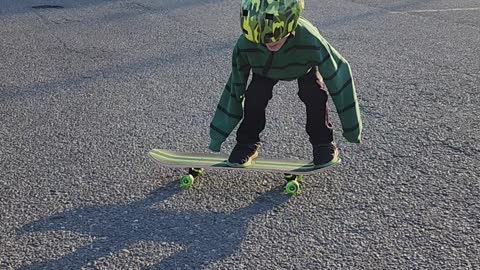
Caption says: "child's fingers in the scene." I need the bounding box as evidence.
[316,79,324,88]
[316,79,329,95]
[314,66,327,92]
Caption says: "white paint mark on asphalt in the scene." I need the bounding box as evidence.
[389,7,480,14]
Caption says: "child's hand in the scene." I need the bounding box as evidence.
[315,68,326,92]
[316,78,325,90]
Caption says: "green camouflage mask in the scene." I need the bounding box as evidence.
[240,0,304,44]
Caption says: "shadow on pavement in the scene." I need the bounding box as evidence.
[17,182,290,269]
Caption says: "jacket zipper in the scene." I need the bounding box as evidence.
[262,51,275,76]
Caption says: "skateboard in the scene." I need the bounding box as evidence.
[148,149,340,195]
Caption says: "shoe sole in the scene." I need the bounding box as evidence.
[226,151,259,168]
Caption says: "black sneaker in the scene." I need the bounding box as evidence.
[313,142,339,167]
[227,143,260,167]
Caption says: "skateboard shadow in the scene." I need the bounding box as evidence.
[17,181,290,269]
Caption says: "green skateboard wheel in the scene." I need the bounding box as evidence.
[180,174,194,189]
[285,180,300,195]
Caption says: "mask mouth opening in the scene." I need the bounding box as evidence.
[264,33,274,44]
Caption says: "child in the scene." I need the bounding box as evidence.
[209,0,362,167]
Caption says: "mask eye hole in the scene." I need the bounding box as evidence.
[242,10,248,16]
[265,13,274,20]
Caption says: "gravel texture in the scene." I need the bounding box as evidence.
[0,0,479,269]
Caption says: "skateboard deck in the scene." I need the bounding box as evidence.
[148,149,340,195]
[148,149,340,175]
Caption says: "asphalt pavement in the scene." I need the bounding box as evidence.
[1,0,479,269]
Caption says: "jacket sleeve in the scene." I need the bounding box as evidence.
[316,40,362,144]
[209,44,251,152]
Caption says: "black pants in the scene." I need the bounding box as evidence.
[236,67,333,145]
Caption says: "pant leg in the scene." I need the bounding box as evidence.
[236,73,278,144]
[297,67,333,145]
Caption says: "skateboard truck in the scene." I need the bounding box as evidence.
[179,168,303,195]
